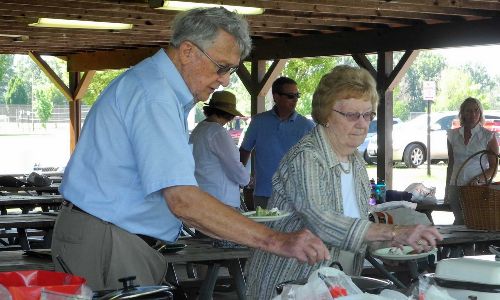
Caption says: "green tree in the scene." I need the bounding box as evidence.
[83,69,125,105]
[0,54,14,102]
[34,87,54,127]
[434,68,489,111]
[398,52,446,113]
[282,57,341,115]
[5,76,29,105]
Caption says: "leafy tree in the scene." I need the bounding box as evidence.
[398,52,446,113]
[434,68,489,111]
[5,76,29,105]
[83,69,125,105]
[0,54,14,102]
[282,57,340,115]
[34,86,54,127]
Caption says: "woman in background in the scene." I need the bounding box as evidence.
[190,91,250,208]
[445,97,498,224]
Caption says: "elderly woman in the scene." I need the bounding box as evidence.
[445,97,499,224]
[245,66,442,299]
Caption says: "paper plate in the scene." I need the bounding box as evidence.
[371,246,437,261]
[242,211,291,222]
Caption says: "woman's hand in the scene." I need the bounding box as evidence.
[391,224,443,252]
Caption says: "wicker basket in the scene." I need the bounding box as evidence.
[456,150,500,231]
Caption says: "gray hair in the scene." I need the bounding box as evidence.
[170,7,252,59]
[459,97,485,126]
[312,65,379,125]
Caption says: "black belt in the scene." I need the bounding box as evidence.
[61,200,158,247]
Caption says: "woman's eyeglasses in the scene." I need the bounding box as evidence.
[277,92,301,100]
[190,41,239,76]
[332,109,376,122]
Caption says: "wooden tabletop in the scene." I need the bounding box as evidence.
[437,225,500,246]
[0,250,54,272]
[162,238,252,264]
[0,184,60,195]
[0,194,62,206]
[0,213,57,229]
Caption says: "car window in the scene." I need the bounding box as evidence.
[436,115,456,130]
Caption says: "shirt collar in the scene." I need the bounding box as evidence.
[458,122,481,137]
[271,105,298,121]
[152,49,194,118]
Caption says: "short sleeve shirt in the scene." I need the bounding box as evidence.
[447,124,494,186]
[240,108,314,197]
[59,49,197,242]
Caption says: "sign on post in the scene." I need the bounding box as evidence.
[422,81,436,101]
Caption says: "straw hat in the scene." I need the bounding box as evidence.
[206,91,244,117]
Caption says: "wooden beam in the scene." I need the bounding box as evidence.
[74,71,96,100]
[256,59,287,96]
[67,48,160,71]
[251,17,500,60]
[385,50,420,91]
[28,52,72,101]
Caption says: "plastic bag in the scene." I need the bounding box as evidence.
[404,183,437,204]
[0,270,91,300]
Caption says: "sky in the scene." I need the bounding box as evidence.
[432,44,500,76]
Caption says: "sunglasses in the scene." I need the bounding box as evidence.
[332,109,376,122]
[277,92,301,100]
[190,41,239,76]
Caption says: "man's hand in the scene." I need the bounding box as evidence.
[269,229,330,265]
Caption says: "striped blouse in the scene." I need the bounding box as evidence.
[245,125,372,300]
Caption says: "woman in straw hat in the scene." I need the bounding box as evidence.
[189,91,250,208]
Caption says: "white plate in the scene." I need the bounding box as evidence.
[371,246,437,261]
[242,211,291,222]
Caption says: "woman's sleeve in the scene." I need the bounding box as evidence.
[210,129,250,186]
[279,150,370,252]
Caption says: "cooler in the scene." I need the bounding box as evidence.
[434,255,500,300]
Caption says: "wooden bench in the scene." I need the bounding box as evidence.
[0,250,54,272]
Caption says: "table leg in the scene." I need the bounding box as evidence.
[17,228,30,250]
[166,263,179,285]
[227,259,247,300]
[199,263,220,300]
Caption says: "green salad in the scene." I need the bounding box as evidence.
[255,206,280,216]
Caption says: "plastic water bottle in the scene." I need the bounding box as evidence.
[376,179,386,204]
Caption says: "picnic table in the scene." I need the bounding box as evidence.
[0,237,250,300]
[0,213,57,250]
[165,238,251,300]
[0,184,60,195]
[415,200,451,224]
[0,194,63,214]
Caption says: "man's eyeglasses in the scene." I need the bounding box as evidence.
[190,41,239,76]
[332,109,376,122]
[277,92,301,100]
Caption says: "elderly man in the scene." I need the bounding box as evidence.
[51,8,329,290]
[240,77,315,208]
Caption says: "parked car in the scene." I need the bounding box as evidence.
[366,112,457,167]
[366,112,500,168]
[358,117,402,164]
[226,116,250,144]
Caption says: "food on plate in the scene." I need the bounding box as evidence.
[388,247,420,255]
[255,206,281,217]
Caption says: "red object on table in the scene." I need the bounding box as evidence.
[0,270,86,300]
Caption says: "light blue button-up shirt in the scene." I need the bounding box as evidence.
[240,108,315,197]
[60,49,197,242]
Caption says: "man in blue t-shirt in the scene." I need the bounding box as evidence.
[51,8,328,290]
[240,77,315,209]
